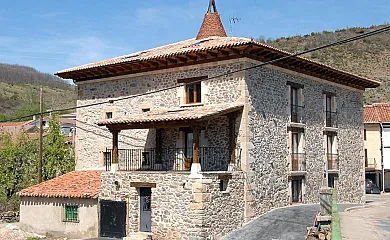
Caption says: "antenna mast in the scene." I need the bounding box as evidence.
[229,15,241,36]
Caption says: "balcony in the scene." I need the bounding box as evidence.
[291,105,304,123]
[290,153,306,171]
[325,111,338,128]
[104,147,240,172]
[327,154,339,170]
[365,158,378,170]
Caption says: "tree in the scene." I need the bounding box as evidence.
[0,132,38,210]
[42,117,75,180]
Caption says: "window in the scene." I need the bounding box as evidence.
[365,149,368,168]
[325,133,338,170]
[289,127,305,171]
[220,179,229,191]
[177,76,206,105]
[287,82,304,123]
[105,112,113,119]
[64,205,79,222]
[324,93,337,127]
[186,82,201,104]
[364,129,367,141]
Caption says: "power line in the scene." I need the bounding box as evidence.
[1,25,390,123]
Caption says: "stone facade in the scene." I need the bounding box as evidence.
[100,171,245,240]
[76,61,244,170]
[75,58,365,239]
[244,63,365,218]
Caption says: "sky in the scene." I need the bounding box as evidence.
[0,0,388,77]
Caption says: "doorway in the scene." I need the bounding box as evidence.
[139,188,152,232]
[292,178,302,203]
[100,200,126,239]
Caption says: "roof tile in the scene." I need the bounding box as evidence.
[18,170,101,199]
[364,103,390,123]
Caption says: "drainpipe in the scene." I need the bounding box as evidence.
[380,123,385,192]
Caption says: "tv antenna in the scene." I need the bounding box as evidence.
[229,15,241,36]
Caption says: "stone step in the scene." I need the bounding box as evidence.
[124,232,152,240]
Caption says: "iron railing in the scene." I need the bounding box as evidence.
[365,158,377,169]
[325,111,338,128]
[291,105,304,123]
[327,154,339,170]
[104,147,240,172]
[290,153,306,171]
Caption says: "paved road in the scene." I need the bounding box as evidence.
[340,193,390,240]
[224,203,360,240]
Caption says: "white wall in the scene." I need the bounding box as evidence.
[382,127,390,169]
[20,197,98,239]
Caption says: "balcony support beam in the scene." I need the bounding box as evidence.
[111,130,120,173]
[189,127,202,178]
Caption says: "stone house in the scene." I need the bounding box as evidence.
[364,103,390,191]
[19,0,380,239]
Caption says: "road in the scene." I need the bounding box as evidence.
[224,203,360,240]
[340,193,390,240]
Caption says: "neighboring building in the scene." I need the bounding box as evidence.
[19,1,380,239]
[364,103,390,191]
[0,114,76,144]
[18,171,100,239]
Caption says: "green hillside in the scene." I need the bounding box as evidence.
[0,63,76,120]
[262,24,390,104]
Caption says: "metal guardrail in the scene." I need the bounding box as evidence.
[365,158,377,169]
[327,154,339,170]
[290,153,306,171]
[104,147,240,172]
[326,111,338,128]
[291,105,304,123]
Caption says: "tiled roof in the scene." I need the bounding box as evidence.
[18,171,101,199]
[196,12,227,40]
[58,118,76,125]
[56,37,251,74]
[98,103,243,126]
[364,103,390,123]
[0,120,33,128]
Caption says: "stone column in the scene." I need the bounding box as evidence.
[111,130,120,173]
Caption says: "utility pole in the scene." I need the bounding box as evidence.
[38,87,43,183]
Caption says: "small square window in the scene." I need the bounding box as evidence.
[106,112,113,119]
[64,205,79,222]
[220,179,229,191]
[186,82,201,104]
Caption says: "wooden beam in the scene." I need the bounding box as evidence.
[231,48,241,55]
[207,51,219,58]
[130,182,157,188]
[197,52,208,60]
[111,130,120,165]
[177,56,188,63]
[193,127,200,164]
[219,49,230,56]
[187,55,198,61]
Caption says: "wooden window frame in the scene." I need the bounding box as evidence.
[177,76,207,104]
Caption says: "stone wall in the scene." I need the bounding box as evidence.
[76,61,244,170]
[244,65,364,219]
[100,171,245,240]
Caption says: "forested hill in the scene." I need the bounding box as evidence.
[262,24,390,104]
[0,63,76,120]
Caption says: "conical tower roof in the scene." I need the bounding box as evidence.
[196,0,227,40]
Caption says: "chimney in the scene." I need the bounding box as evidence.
[196,0,227,40]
